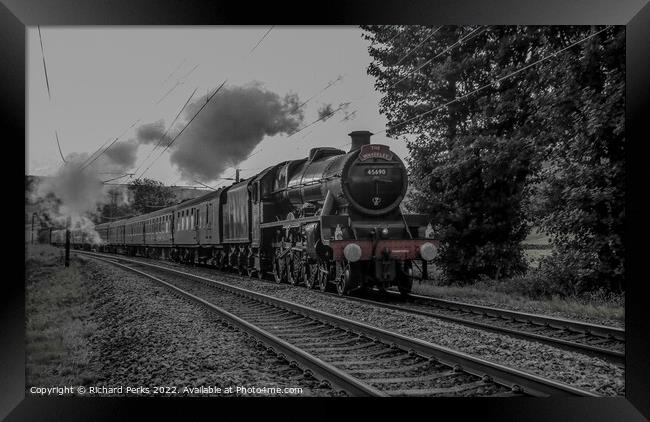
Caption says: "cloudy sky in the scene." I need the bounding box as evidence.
[27,26,409,187]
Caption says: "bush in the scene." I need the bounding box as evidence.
[536,247,602,296]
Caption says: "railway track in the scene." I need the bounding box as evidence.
[77,250,600,397]
[320,290,625,366]
[76,249,625,365]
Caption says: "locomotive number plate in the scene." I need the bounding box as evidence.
[366,168,388,176]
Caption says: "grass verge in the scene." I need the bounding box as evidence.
[410,278,624,325]
[25,244,98,389]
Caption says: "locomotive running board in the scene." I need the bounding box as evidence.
[259,215,320,229]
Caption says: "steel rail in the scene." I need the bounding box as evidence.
[77,250,600,397]
[315,290,625,365]
[75,249,625,364]
[404,292,625,340]
[82,253,386,397]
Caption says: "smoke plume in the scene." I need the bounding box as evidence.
[317,103,335,121]
[136,120,166,144]
[30,157,108,244]
[317,102,349,122]
[168,82,304,181]
[28,144,139,244]
[104,140,139,170]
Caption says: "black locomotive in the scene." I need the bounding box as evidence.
[55,130,439,295]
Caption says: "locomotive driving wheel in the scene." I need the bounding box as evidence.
[301,261,312,288]
[317,263,330,292]
[245,250,256,278]
[305,263,317,289]
[272,255,287,284]
[335,262,352,296]
[286,254,298,286]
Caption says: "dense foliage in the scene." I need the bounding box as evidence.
[361,25,625,292]
[127,178,176,215]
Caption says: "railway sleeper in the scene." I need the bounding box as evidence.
[304,341,377,354]
[389,380,493,396]
[362,370,459,384]
[347,360,433,375]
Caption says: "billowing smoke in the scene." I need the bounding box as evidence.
[30,157,107,244]
[28,145,139,244]
[135,120,166,144]
[168,82,304,181]
[317,102,350,123]
[104,140,138,170]
[317,104,334,121]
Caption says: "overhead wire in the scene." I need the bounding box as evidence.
[138,26,275,182]
[38,26,68,165]
[131,87,198,177]
[393,26,442,66]
[250,26,275,54]
[375,26,614,135]
[80,59,200,173]
[136,80,228,180]
[386,26,487,92]
[54,130,66,163]
[37,26,52,101]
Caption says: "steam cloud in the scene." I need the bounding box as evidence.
[30,157,109,244]
[29,147,139,244]
[136,120,166,144]
[167,82,304,181]
[317,103,335,121]
[104,140,139,169]
[29,82,305,242]
[317,102,350,123]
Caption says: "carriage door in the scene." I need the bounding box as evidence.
[205,203,211,242]
[193,208,199,244]
[251,181,261,246]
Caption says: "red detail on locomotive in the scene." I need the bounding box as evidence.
[330,239,439,261]
[330,240,373,261]
[358,144,394,161]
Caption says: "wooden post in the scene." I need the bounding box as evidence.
[31,213,36,245]
[65,216,71,267]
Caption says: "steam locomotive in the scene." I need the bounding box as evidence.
[54,131,439,295]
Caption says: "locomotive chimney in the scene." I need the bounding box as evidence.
[348,130,373,152]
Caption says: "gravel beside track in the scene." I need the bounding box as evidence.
[78,256,337,397]
[98,254,624,396]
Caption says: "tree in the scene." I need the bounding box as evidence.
[361,25,625,291]
[127,178,176,215]
[527,27,626,293]
[362,25,542,282]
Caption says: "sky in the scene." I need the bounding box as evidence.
[26,26,410,187]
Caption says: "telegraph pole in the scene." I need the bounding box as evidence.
[65,216,71,267]
[235,168,240,183]
[31,212,36,245]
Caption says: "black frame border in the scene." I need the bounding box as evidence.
[4,0,649,420]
